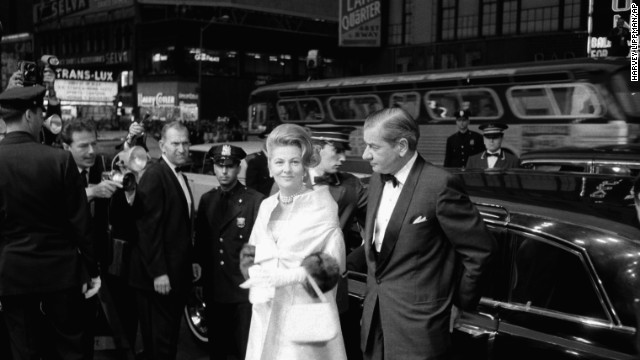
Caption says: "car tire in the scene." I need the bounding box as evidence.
[184,285,208,345]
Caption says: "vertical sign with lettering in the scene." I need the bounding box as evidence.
[339,0,382,47]
[589,0,634,58]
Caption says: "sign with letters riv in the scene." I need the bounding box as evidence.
[339,0,381,47]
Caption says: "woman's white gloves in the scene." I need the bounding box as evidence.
[240,265,307,289]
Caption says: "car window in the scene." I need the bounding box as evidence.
[187,150,213,175]
[594,164,640,177]
[510,233,607,320]
[521,162,589,173]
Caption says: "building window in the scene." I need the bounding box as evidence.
[564,0,581,30]
[521,0,559,33]
[482,0,497,36]
[458,0,479,38]
[442,0,456,40]
[503,0,518,34]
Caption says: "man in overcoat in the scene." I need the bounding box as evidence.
[360,107,495,360]
[194,144,264,360]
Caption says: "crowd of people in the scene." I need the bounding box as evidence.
[0,78,500,360]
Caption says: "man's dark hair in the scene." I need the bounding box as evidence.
[60,118,97,145]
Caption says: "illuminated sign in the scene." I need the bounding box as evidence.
[339,0,381,47]
[589,0,632,58]
[56,68,114,82]
[54,80,117,103]
[138,92,176,107]
[33,0,89,23]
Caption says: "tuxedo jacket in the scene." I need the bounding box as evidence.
[0,132,97,296]
[129,158,194,294]
[194,182,264,303]
[361,155,495,360]
[245,151,273,197]
[466,150,519,170]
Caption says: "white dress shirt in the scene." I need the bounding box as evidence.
[163,154,192,217]
[373,152,418,252]
[486,151,499,168]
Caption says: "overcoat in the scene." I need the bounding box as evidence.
[361,155,495,360]
[245,187,347,360]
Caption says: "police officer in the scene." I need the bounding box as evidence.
[306,124,367,360]
[194,144,264,360]
[0,86,100,359]
[466,122,519,169]
[443,109,484,168]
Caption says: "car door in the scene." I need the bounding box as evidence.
[492,230,635,360]
[452,205,510,360]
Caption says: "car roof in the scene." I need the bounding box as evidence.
[189,141,264,155]
[520,144,640,162]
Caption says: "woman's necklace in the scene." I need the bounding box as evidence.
[278,187,304,204]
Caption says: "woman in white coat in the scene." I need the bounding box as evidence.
[240,123,347,360]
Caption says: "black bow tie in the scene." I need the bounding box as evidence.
[380,173,399,188]
[314,174,337,186]
[486,152,500,158]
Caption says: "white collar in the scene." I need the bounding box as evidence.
[392,152,418,186]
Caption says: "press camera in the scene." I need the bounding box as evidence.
[104,146,149,192]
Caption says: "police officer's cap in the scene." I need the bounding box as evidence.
[455,109,472,120]
[208,144,247,166]
[479,122,508,138]
[0,85,46,117]
[306,124,356,151]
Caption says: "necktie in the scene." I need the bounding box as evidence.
[313,174,335,186]
[380,173,399,188]
[80,170,89,188]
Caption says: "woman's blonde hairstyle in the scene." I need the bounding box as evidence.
[266,123,319,168]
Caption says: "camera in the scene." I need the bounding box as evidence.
[104,146,150,192]
[17,55,60,87]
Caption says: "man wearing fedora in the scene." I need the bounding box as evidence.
[194,144,264,360]
[306,124,367,360]
[466,122,519,169]
[443,109,484,168]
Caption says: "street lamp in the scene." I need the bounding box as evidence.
[197,15,229,119]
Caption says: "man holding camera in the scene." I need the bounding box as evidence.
[129,121,198,360]
[0,85,100,359]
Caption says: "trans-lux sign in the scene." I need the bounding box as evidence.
[55,68,114,82]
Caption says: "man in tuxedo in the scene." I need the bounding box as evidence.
[0,86,100,359]
[129,121,199,360]
[360,107,495,360]
[306,124,368,360]
[194,144,264,360]
[466,123,519,170]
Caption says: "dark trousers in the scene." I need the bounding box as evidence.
[205,300,251,360]
[103,274,138,348]
[81,296,99,360]
[1,287,86,360]
[136,289,186,360]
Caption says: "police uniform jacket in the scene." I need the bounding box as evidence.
[466,150,519,170]
[194,182,264,303]
[443,130,484,168]
[0,132,97,296]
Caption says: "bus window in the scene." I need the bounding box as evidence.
[276,98,323,122]
[328,95,383,121]
[390,92,420,118]
[425,88,502,120]
[611,71,640,115]
[247,102,268,134]
[508,84,603,118]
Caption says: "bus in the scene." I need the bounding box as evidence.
[246,58,640,173]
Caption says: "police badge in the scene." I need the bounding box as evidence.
[237,217,246,228]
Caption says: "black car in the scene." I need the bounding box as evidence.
[520,144,640,177]
[347,169,639,360]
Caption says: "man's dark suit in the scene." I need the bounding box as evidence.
[129,158,194,360]
[245,150,273,197]
[194,182,263,360]
[361,155,495,360]
[466,150,519,169]
[0,131,97,359]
